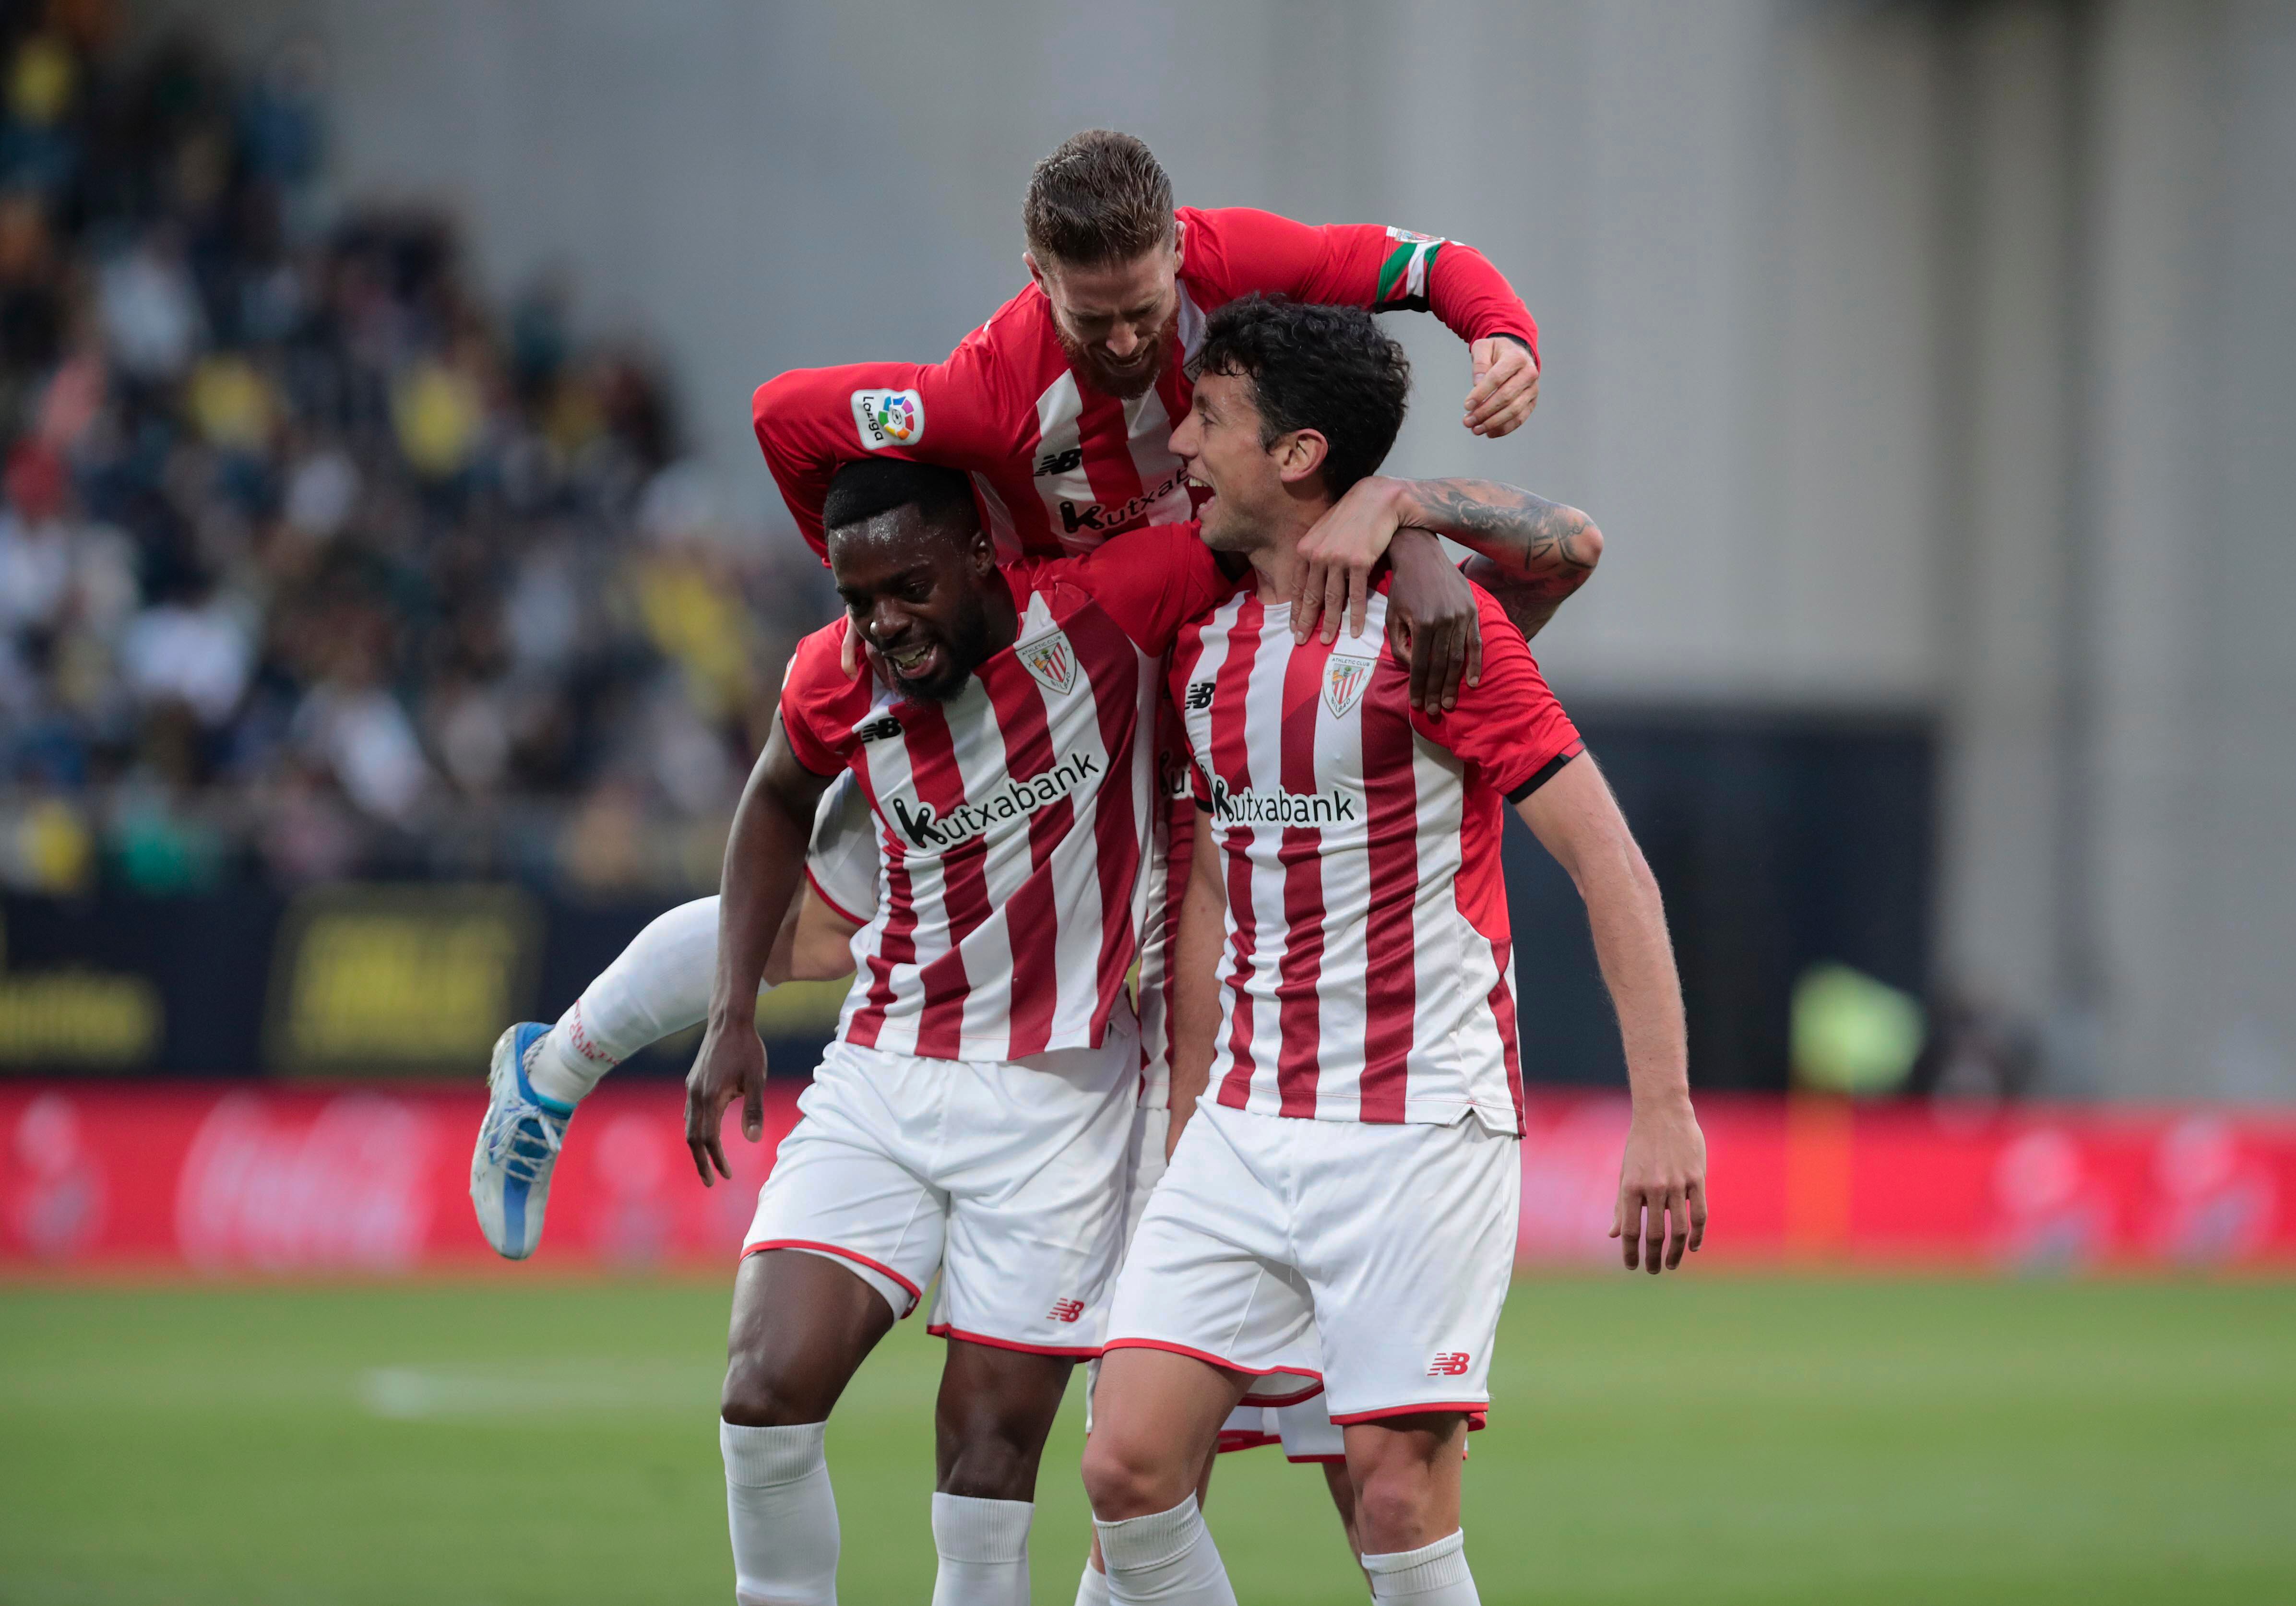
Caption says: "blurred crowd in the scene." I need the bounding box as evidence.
[0,6,828,897]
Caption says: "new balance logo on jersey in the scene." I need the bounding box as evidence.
[1047,1298,1085,1323]
[1018,630,1077,695]
[1185,679,1215,711]
[1034,447,1083,478]
[857,715,903,742]
[1428,1352,1472,1377]
[851,388,924,450]
[1206,773,1358,828]
[1325,654,1377,718]
[887,751,1102,849]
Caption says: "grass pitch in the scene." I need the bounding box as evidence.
[1,1274,2290,1604]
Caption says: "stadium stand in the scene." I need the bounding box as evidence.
[0,15,830,897]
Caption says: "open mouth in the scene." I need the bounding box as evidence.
[882,641,941,681]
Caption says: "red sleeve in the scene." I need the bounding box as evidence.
[751,329,1021,562]
[1182,206,1538,367]
[1411,588,1582,798]
[1046,523,1231,656]
[775,619,870,776]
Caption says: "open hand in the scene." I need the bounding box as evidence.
[684,1018,767,1185]
[1612,1099,1707,1273]
[1463,337,1538,438]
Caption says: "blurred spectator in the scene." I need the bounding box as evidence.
[0,15,833,892]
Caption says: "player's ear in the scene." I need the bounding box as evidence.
[1273,428,1329,488]
[967,527,998,573]
[1023,251,1047,292]
[1170,216,1185,274]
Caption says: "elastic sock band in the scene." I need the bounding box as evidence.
[930,1492,1033,1564]
[1093,1494,1205,1572]
[719,1419,828,1487]
[1362,1528,1470,1597]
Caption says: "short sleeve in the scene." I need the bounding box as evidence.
[777,619,868,777]
[803,769,879,925]
[1411,587,1583,800]
[1053,523,1232,656]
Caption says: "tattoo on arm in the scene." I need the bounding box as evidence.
[1396,479,1602,640]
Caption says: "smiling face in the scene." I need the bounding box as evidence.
[827,508,1009,702]
[1028,238,1181,400]
[1168,364,1327,554]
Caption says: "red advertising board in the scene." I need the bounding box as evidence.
[4,1083,2293,1275]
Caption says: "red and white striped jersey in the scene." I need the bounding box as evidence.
[755,204,1537,1098]
[1172,585,1583,1134]
[779,525,1237,1063]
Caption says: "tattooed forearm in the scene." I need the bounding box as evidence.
[1382,477,1604,638]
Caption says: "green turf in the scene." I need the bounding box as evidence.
[1,1275,2290,1604]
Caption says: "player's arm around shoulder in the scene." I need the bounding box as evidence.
[1516,755,1707,1273]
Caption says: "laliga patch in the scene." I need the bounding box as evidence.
[851,388,924,451]
[1324,651,1378,719]
[1018,629,1079,696]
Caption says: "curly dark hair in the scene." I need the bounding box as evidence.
[1023,130,1176,267]
[1189,296,1411,498]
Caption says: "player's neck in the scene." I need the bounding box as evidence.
[1246,496,1330,605]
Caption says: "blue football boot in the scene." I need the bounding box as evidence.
[470,1023,574,1260]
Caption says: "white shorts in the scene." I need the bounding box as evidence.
[1105,1101,1520,1422]
[744,1030,1135,1356]
[1090,1101,1345,1441]
[1218,1396,1347,1463]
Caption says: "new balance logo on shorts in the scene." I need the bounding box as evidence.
[1047,1298,1085,1323]
[1428,1351,1472,1377]
[1185,679,1215,710]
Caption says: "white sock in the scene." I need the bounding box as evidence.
[528,896,731,1104]
[1362,1530,1477,1603]
[721,1418,839,1606]
[1094,1496,1236,1606]
[929,1493,1034,1606]
[1073,1558,1110,1606]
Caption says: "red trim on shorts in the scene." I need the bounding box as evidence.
[926,1322,1103,1359]
[1102,1337,1326,1407]
[803,865,868,929]
[1216,1429,1281,1455]
[1328,1401,1490,1427]
[743,1240,921,1316]
[1286,1453,1348,1465]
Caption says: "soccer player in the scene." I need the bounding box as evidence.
[677,452,1559,1606]
[1080,300,1707,1606]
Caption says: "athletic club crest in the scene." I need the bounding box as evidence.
[1324,653,1376,718]
[1018,630,1078,695]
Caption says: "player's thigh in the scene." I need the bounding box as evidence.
[931,1337,1077,1496]
[1297,1117,1519,1422]
[722,1247,897,1424]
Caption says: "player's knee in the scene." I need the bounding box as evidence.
[1350,1461,1440,1550]
[720,1349,828,1428]
[937,1417,1039,1500]
[1080,1429,1187,1520]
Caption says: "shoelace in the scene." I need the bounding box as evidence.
[486,1094,566,1184]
